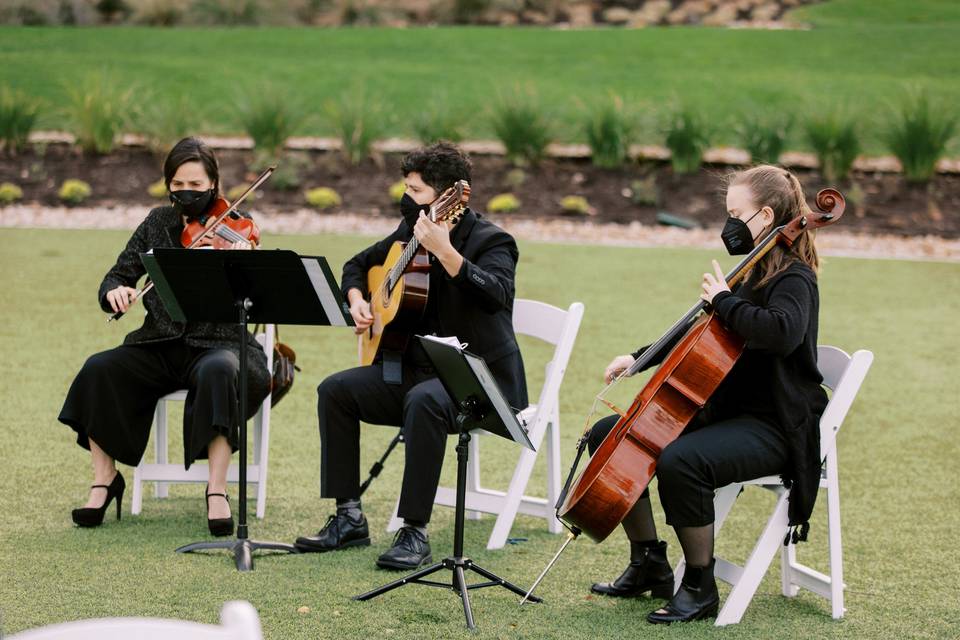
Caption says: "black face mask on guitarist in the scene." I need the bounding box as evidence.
[400,193,432,229]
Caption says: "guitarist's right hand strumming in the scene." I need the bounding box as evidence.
[347,289,374,336]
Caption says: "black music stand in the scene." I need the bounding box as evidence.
[141,248,353,571]
[353,335,540,629]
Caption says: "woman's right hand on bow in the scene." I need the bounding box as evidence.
[106,285,138,314]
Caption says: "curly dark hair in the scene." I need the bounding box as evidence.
[400,142,472,193]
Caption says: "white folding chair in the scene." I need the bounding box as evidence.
[8,600,262,640]
[388,299,585,549]
[131,325,276,519]
[674,346,873,625]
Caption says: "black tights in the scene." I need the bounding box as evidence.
[621,493,714,568]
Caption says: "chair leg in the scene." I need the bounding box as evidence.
[780,535,800,597]
[825,452,845,618]
[544,405,563,534]
[487,445,539,550]
[155,400,169,499]
[715,490,790,626]
[253,405,270,520]
[465,435,482,520]
[131,461,144,515]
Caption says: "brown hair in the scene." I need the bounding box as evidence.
[162,137,220,193]
[727,164,819,287]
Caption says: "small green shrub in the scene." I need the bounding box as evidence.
[58,179,92,205]
[192,0,259,24]
[389,180,406,203]
[0,182,24,204]
[664,106,711,174]
[736,111,793,164]
[138,94,191,153]
[490,89,552,167]
[487,193,520,213]
[147,179,167,199]
[584,96,634,168]
[0,88,41,155]
[325,90,388,165]
[235,88,306,158]
[884,92,958,183]
[305,187,342,210]
[503,168,527,189]
[804,110,861,182]
[63,72,135,154]
[560,195,594,216]
[628,175,658,206]
[413,95,466,144]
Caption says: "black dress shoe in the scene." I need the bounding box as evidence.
[647,559,720,624]
[295,513,370,552]
[376,526,432,570]
[591,540,674,598]
[72,471,125,528]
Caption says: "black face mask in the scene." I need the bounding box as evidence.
[170,188,216,221]
[400,193,432,229]
[721,208,762,255]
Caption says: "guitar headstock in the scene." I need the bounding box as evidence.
[430,180,471,227]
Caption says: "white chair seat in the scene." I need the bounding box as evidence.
[9,600,263,640]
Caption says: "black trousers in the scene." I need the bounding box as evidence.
[317,360,458,524]
[59,341,269,469]
[588,412,788,528]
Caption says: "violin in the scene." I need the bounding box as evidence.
[520,188,846,604]
[181,196,261,249]
[108,167,274,322]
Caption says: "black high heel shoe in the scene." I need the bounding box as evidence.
[205,487,235,537]
[72,471,125,528]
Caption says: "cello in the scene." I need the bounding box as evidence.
[522,187,845,602]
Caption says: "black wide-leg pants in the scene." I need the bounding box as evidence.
[588,412,789,527]
[59,341,269,469]
[317,362,458,524]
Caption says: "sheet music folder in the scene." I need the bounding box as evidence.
[140,248,353,327]
[418,335,534,451]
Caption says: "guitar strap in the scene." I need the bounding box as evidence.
[382,350,403,385]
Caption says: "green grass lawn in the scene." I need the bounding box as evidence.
[1,226,958,638]
[1,0,959,154]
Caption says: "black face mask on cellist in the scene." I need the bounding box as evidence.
[400,193,432,230]
[720,208,763,255]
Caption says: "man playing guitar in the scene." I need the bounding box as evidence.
[295,142,528,570]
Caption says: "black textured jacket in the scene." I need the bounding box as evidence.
[98,206,269,389]
[341,209,528,410]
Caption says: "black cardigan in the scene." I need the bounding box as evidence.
[633,262,828,533]
[341,209,528,411]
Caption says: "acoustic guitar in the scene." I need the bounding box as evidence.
[359,180,471,365]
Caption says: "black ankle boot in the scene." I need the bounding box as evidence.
[72,471,125,528]
[647,559,719,624]
[591,540,675,598]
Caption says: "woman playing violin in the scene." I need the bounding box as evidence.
[58,137,270,537]
[588,165,829,623]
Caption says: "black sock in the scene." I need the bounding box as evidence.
[335,498,362,520]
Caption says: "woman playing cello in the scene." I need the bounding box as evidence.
[587,165,829,623]
[58,137,270,537]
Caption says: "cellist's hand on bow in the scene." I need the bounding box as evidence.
[700,259,730,305]
[604,354,636,384]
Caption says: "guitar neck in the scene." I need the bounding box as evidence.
[386,235,422,293]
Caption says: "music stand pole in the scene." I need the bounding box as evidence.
[174,296,298,571]
[353,398,541,630]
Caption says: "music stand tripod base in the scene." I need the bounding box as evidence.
[353,429,542,630]
[176,538,299,572]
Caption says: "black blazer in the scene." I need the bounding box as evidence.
[341,209,528,410]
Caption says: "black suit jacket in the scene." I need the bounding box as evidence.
[341,209,528,410]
